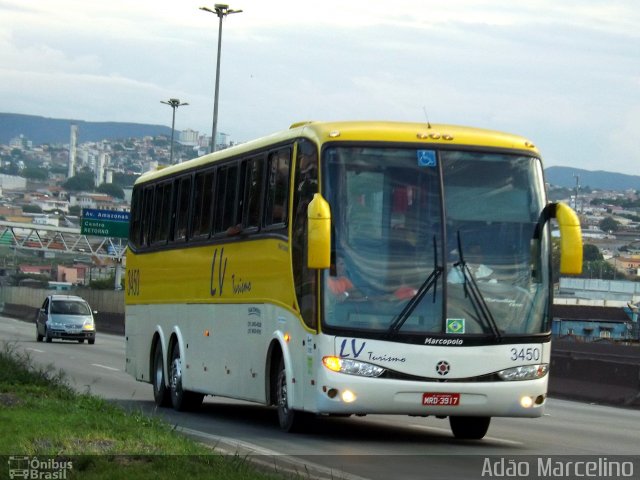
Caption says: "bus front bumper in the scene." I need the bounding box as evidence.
[314,371,548,418]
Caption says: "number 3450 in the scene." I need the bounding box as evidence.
[510,347,541,361]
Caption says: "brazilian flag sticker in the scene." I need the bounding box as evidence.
[446,318,465,334]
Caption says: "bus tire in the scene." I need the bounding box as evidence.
[152,342,171,407]
[276,357,308,432]
[169,343,204,411]
[449,416,491,440]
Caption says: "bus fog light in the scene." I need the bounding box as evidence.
[520,396,534,408]
[498,364,548,381]
[341,390,356,403]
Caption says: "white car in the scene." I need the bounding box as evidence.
[35,295,97,344]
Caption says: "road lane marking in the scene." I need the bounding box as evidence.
[178,426,371,480]
[26,348,44,353]
[409,423,524,446]
[91,363,120,372]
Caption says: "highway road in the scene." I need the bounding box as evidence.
[1,315,638,479]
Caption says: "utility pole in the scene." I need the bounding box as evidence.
[160,98,189,164]
[200,4,243,153]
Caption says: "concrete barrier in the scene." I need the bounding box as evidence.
[550,340,640,407]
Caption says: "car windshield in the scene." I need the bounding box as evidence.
[51,300,91,316]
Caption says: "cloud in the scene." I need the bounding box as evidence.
[0,0,638,174]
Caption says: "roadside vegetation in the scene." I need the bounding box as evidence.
[0,343,283,479]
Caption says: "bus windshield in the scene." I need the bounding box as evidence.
[322,146,550,339]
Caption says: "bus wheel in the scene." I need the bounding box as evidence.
[449,416,491,440]
[276,358,308,432]
[169,343,204,411]
[152,342,171,407]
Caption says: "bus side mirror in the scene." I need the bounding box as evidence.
[554,202,583,275]
[307,193,331,269]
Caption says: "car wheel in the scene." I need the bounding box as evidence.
[88,338,95,345]
[45,327,52,343]
[169,343,204,411]
[276,357,309,432]
[152,342,171,407]
[36,327,43,342]
[449,416,491,440]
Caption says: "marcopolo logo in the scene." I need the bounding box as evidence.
[8,456,73,479]
[436,360,451,376]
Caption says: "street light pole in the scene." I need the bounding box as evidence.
[160,98,188,164]
[200,4,242,153]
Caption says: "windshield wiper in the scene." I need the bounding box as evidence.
[387,236,442,338]
[453,231,502,342]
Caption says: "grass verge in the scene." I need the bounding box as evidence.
[0,343,285,479]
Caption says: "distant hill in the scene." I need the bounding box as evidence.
[0,112,172,145]
[545,166,640,191]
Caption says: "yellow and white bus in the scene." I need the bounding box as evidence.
[125,121,582,439]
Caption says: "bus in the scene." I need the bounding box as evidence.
[125,121,582,439]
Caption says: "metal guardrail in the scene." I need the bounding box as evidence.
[0,220,126,260]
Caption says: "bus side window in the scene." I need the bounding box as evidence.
[173,175,192,242]
[140,186,154,248]
[265,147,291,228]
[291,139,319,329]
[241,155,265,231]
[150,182,173,246]
[213,164,239,235]
[129,187,142,247]
[191,169,215,239]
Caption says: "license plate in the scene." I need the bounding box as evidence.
[422,393,460,406]
[68,329,81,335]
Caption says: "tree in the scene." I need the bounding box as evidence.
[22,167,49,181]
[582,260,624,280]
[583,244,603,262]
[68,205,81,216]
[63,173,94,192]
[599,216,620,233]
[97,183,125,199]
[22,205,43,214]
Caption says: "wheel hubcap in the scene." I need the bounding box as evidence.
[171,358,181,391]
[154,357,163,391]
[278,372,288,414]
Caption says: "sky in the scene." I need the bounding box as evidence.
[1,0,639,175]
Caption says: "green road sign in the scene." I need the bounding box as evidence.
[80,218,129,238]
[81,208,130,238]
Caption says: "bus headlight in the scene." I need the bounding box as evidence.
[322,356,385,377]
[498,364,548,381]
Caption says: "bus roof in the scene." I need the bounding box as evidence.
[135,120,540,185]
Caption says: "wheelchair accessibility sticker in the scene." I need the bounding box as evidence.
[417,150,436,167]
